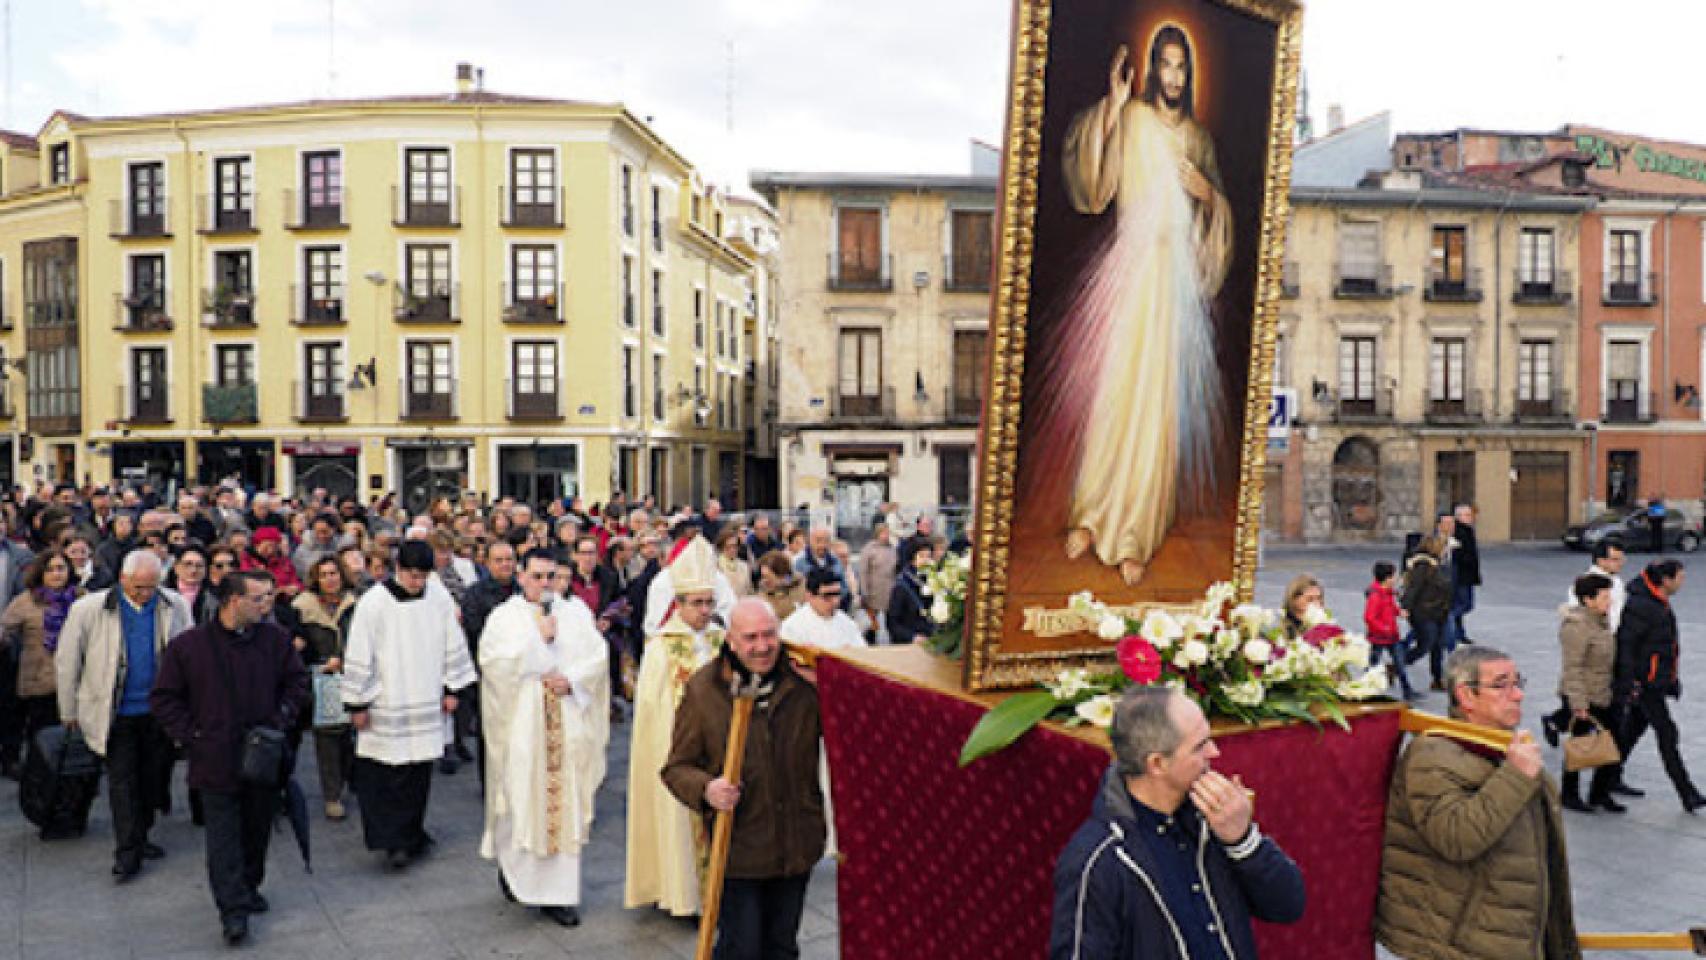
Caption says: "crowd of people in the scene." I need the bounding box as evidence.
[0,478,961,952]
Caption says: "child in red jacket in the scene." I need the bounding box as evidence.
[1364,561,1416,699]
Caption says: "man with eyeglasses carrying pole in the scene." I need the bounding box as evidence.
[1376,646,1584,959]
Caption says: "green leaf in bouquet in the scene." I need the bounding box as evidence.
[958,690,1060,767]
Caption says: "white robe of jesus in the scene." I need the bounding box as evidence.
[342,580,477,765]
[479,593,610,906]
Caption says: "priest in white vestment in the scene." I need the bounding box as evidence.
[641,531,738,637]
[342,540,477,869]
[778,568,869,653]
[625,535,723,916]
[777,567,867,858]
[480,549,609,928]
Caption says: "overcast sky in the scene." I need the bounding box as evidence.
[4,0,1705,189]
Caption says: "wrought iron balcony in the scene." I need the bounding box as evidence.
[1332,264,1395,300]
[1424,266,1483,303]
[1512,269,1572,305]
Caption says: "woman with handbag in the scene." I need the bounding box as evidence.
[293,558,357,820]
[1556,572,1622,812]
[0,549,95,839]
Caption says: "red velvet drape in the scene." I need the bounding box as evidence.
[820,656,1403,959]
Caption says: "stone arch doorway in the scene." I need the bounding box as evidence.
[1332,437,1381,532]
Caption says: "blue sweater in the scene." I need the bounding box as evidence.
[117,593,160,716]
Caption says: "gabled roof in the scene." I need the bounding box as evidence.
[0,129,36,150]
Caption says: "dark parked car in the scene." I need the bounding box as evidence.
[1562,508,1701,553]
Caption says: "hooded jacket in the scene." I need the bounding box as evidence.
[1616,572,1680,696]
[1402,553,1452,623]
[1048,766,1305,960]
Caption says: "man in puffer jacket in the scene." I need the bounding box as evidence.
[1376,645,1582,960]
[1049,687,1305,959]
[1613,559,1705,812]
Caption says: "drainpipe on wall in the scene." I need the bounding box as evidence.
[1491,189,1513,421]
[171,119,198,475]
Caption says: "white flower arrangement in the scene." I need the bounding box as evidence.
[1074,694,1117,729]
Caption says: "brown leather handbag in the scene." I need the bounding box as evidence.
[1564,719,1621,772]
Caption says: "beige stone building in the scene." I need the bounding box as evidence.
[751,170,995,535]
[1271,173,1593,543]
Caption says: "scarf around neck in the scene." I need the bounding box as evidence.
[38,585,78,651]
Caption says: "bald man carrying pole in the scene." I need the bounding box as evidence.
[664,598,827,960]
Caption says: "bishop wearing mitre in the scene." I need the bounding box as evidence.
[625,534,723,916]
[479,548,610,928]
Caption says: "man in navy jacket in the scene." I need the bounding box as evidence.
[1050,687,1305,959]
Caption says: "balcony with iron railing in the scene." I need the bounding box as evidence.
[1424,266,1484,303]
[948,389,983,424]
[943,254,992,293]
[197,194,257,235]
[501,184,564,228]
[392,186,461,227]
[1512,268,1573,305]
[112,293,173,333]
[116,383,171,425]
[828,253,893,292]
[1424,388,1485,425]
[831,385,896,421]
[399,377,459,420]
[108,197,171,239]
[1603,272,1658,306]
[505,378,563,421]
[290,283,346,326]
[201,287,257,329]
[393,283,461,324]
[202,381,258,424]
[1330,385,1395,423]
[283,187,348,230]
[293,379,347,422]
[1279,260,1299,298]
[501,282,564,324]
[1603,390,1657,425]
[1512,389,1575,425]
[1332,264,1395,300]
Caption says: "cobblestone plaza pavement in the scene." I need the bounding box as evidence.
[3,543,1703,958]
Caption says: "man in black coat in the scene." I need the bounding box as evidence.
[1450,504,1482,644]
[1614,559,1705,813]
[1050,687,1305,959]
[150,570,309,946]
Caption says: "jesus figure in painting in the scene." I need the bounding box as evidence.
[1041,24,1232,587]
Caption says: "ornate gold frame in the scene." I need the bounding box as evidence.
[964,0,1305,691]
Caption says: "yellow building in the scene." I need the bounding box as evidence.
[752,167,995,534]
[1272,171,1592,542]
[0,66,750,510]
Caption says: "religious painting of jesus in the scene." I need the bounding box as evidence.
[965,0,1301,690]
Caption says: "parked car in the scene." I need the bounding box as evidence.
[1562,508,1701,553]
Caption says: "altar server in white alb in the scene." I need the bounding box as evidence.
[479,549,610,928]
[779,567,869,653]
[342,540,477,870]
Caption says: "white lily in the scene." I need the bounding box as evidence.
[1075,694,1117,729]
[1097,613,1129,641]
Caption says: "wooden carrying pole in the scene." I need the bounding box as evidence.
[1400,712,1706,954]
[696,693,757,960]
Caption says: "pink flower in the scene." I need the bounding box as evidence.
[1117,635,1163,686]
[1302,624,1344,647]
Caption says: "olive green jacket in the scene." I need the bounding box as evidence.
[1375,733,1580,960]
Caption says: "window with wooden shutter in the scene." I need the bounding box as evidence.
[836,207,883,286]
[1338,222,1380,280]
[1606,340,1643,422]
[838,328,883,416]
[952,330,988,418]
[949,210,993,291]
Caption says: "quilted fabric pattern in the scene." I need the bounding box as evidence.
[819,656,1403,960]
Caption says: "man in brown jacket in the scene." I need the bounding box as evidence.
[663,597,826,960]
[1376,645,1581,960]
